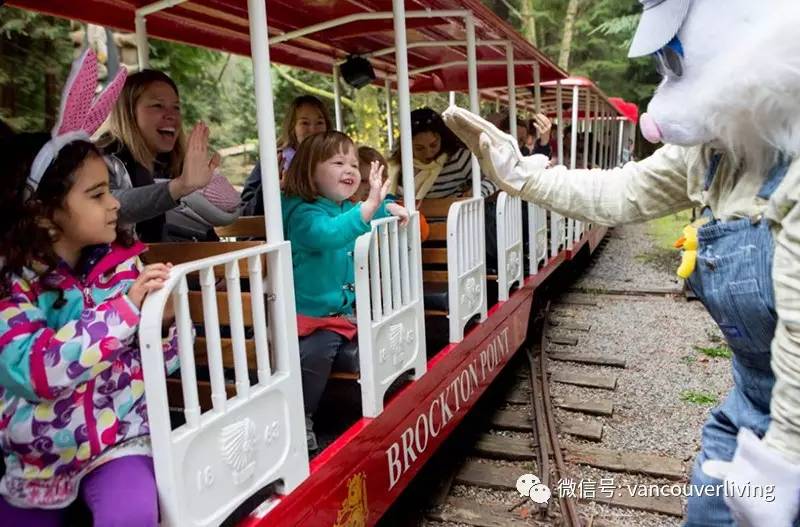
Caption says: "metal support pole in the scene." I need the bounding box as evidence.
[392,0,416,212]
[506,43,517,139]
[248,0,285,244]
[569,86,579,170]
[600,107,608,169]
[385,78,394,151]
[449,90,456,106]
[533,62,542,114]
[135,15,149,70]
[568,85,579,244]
[332,65,344,131]
[134,0,188,70]
[465,12,481,196]
[583,90,591,169]
[592,96,599,168]
[617,120,625,166]
[556,80,564,165]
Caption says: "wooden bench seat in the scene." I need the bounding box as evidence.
[148,241,362,413]
[214,215,266,239]
[144,241,265,278]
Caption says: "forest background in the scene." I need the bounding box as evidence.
[0,0,660,183]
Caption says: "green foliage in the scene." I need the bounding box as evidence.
[0,8,74,131]
[632,210,691,271]
[496,0,663,157]
[680,390,718,405]
[4,1,664,161]
[694,345,733,359]
[647,210,693,250]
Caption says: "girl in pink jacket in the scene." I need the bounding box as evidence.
[0,50,200,527]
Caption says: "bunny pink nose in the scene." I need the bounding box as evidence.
[640,113,663,144]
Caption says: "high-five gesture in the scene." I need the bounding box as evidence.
[360,160,389,223]
[532,113,552,146]
[169,122,221,199]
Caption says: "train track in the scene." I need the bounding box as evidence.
[420,294,688,527]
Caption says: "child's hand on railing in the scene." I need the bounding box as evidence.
[386,203,409,226]
[129,263,172,309]
[361,160,389,223]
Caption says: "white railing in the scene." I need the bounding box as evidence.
[550,211,567,257]
[527,202,548,273]
[567,218,575,248]
[354,214,427,417]
[138,242,308,527]
[447,197,488,342]
[496,192,523,301]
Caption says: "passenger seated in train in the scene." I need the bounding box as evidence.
[241,95,331,216]
[98,70,241,243]
[282,131,408,451]
[359,145,430,241]
[387,107,497,199]
[0,51,178,526]
[520,114,553,158]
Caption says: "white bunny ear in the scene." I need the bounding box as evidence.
[53,48,99,137]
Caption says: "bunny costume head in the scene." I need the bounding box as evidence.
[632,0,800,165]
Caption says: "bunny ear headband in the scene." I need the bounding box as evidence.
[25,48,127,198]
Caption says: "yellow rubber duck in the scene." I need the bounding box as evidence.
[673,218,709,278]
[674,225,698,278]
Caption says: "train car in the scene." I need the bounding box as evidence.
[3,1,635,525]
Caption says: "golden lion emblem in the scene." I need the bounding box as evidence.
[333,472,368,527]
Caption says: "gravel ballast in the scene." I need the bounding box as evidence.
[421,224,733,527]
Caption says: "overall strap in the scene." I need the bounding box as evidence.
[701,152,723,218]
[757,154,791,200]
[704,152,722,191]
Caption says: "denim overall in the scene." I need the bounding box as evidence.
[684,155,793,526]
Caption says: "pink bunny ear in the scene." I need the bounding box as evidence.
[54,48,99,137]
[83,65,128,136]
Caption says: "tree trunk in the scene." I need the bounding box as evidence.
[43,39,59,130]
[558,0,581,70]
[520,0,537,47]
[273,65,356,109]
[0,39,17,121]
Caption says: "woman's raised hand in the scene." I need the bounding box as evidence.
[533,113,552,145]
[171,123,221,198]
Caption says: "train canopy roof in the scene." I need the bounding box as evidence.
[8,0,568,92]
[537,76,636,122]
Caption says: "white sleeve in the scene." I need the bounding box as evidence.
[512,144,698,226]
[764,164,800,463]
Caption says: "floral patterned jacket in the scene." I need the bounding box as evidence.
[0,241,179,508]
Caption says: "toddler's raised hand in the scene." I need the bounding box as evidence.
[129,263,172,309]
[361,161,388,223]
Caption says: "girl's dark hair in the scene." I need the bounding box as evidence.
[0,133,133,300]
[390,107,465,163]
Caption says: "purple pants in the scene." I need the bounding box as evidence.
[0,455,158,527]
